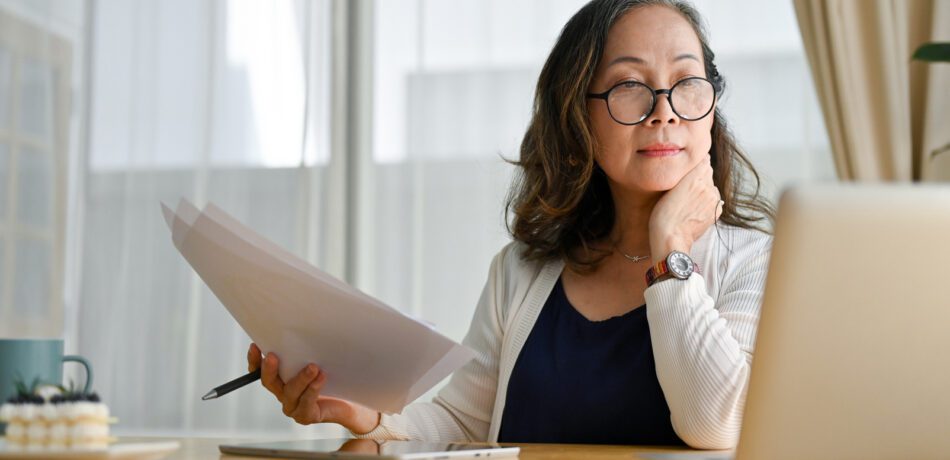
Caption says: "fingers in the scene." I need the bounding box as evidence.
[699,154,714,183]
[682,159,718,210]
[694,155,720,213]
[677,154,714,191]
[282,364,321,416]
[257,353,330,425]
[290,372,328,424]
[247,343,262,372]
[260,353,285,400]
[650,154,721,250]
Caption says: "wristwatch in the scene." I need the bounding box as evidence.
[645,250,695,286]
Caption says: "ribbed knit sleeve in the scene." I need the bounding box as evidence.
[353,245,512,442]
[644,228,772,450]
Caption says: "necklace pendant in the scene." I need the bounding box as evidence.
[622,253,650,263]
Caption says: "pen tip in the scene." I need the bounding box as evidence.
[201,390,217,401]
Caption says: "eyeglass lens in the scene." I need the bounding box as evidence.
[607,78,714,125]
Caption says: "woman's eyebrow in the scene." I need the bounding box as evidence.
[606,53,700,68]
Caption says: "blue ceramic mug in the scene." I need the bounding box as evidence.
[0,339,92,431]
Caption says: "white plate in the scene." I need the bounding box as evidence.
[0,440,180,459]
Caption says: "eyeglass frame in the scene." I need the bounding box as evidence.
[586,76,717,126]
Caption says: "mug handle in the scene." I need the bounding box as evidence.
[62,355,94,395]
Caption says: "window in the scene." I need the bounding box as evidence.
[0,6,72,339]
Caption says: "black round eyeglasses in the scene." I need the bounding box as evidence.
[586,76,716,126]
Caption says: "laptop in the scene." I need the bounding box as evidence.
[735,183,950,459]
[646,183,950,460]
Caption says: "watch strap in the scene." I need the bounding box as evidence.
[646,259,673,287]
[645,260,671,286]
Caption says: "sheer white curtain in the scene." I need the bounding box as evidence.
[78,0,345,436]
[364,0,588,349]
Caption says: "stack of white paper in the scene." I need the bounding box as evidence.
[161,199,475,414]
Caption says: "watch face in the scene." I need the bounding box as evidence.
[668,252,693,278]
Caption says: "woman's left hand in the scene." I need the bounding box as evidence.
[648,154,723,264]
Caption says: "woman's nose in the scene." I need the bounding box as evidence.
[646,94,679,126]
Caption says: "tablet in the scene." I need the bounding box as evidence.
[219,438,521,459]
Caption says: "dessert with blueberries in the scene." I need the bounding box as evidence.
[0,380,113,449]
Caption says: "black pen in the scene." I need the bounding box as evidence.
[201,369,262,400]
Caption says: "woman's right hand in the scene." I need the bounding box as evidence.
[247,343,381,434]
[648,154,722,263]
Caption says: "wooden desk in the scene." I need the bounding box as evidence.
[125,436,714,460]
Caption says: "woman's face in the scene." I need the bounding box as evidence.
[588,5,715,194]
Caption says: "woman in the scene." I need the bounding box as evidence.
[247,0,774,449]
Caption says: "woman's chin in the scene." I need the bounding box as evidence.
[610,182,674,196]
[627,178,681,193]
[639,184,676,194]
[606,171,686,194]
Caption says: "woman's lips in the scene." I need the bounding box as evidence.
[637,143,683,157]
[637,147,683,157]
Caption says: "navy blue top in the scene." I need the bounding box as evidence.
[497,278,685,445]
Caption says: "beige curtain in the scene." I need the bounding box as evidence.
[794,0,950,181]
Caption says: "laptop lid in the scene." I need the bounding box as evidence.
[736,184,950,459]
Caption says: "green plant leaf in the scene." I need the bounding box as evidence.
[13,379,28,396]
[913,42,950,62]
[931,142,950,160]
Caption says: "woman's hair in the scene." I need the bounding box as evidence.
[505,0,775,273]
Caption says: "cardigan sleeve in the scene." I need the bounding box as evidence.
[352,245,511,442]
[644,228,772,449]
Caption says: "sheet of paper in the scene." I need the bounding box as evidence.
[161,200,476,413]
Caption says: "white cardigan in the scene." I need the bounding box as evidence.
[355,223,772,449]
